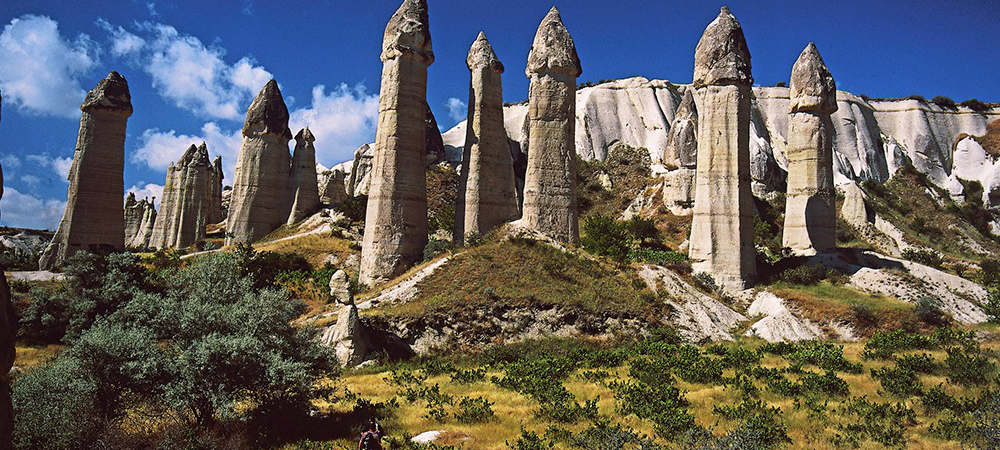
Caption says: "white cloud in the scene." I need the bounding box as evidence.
[96,19,145,58]
[0,15,98,118]
[133,122,242,180]
[445,97,467,123]
[0,154,20,168]
[117,23,273,120]
[27,153,73,181]
[289,83,379,167]
[0,187,65,230]
[19,175,40,187]
[127,182,164,207]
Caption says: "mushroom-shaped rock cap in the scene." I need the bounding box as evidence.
[693,7,752,88]
[242,79,292,139]
[382,0,434,65]
[82,71,133,115]
[789,43,837,114]
[295,127,316,143]
[467,32,504,73]
[526,7,582,77]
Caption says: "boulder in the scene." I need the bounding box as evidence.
[320,304,369,366]
[329,269,352,304]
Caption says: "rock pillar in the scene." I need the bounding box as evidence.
[455,32,518,244]
[226,80,293,245]
[288,128,321,225]
[149,144,212,249]
[359,0,434,286]
[520,7,582,244]
[664,90,698,168]
[688,7,757,291]
[782,43,838,255]
[40,72,132,270]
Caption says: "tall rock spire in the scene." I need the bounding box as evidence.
[150,143,213,249]
[288,127,321,225]
[226,79,293,244]
[782,43,838,255]
[40,71,132,269]
[687,7,757,291]
[520,6,583,244]
[455,32,518,243]
[359,0,434,286]
[208,154,225,223]
[663,89,699,168]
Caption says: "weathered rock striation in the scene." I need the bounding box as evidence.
[454,32,519,244]
[288,128,321,224]
[208,155,225,224]
[124,193,157,249]
[782,43,838,255]
[688,7,757,291]
[359,0,434,286]
[226,80,293,245]
[40,72,132,270]
[663,89,698,168]
[150,143,215,249]
[520,7,583,244]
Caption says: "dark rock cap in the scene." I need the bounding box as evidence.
[527,7,582,77]
[789,42,837,114]
[693,7,752,88]
[295,127,316,143]
[382,0,434,65]
[242,79,292,139]
[81,71,133,115]
[467,32,504,73]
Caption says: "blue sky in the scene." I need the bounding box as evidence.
[0,0,997,230]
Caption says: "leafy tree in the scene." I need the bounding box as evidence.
[581,214,630,263]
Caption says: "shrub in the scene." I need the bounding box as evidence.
[507,428,553,450]
[581,214,630,263]
[692,272,719,293]
[945,346,994,386]
[623,216,661,246]
[799,371,850,397]
[850,303,879,329]
[908,95,927,103]
[915,296,949,326]
[11,358,103,450]
[986,289,1000,324]
[895,353,938,374]
[423,239,452,261]
[233,244,312,289]
[871,366,924,397]
[568,420,661,449]
[776,265,827,285]
[931,95,958,109]
[902,248,943,268]
[334,194,368,223]
[960,98,991,112]
[979,259,1000,288]
[862,329,937,359]
[454,397,494,423]
[785,341,863,374]
[921,384,965,415]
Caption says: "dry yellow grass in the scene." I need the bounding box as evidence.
[14,345,63,370]
[254,233,356,270]
[289,340,1000,449]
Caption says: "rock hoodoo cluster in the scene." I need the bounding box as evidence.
[124,193,157,249]
[150,143,222,249]
[288,128,321,225]
[454,32,519,244]
[520,7,583,245]
[782,43,838,255]
[226,80,294,245]
[687,7,757,291]
[359,0,435,286]
[318,167,348,206]
[40,72,133,270]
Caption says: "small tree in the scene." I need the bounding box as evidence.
[581,214,630,263]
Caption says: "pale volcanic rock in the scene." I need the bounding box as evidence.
[687,8,757,291]
[346,144,374,197]
[40,72,132,270]
[320,304,369,366]
[124,193,157,249]
[782,43,838,256]
[663,89,698,168]
[329,269,352,304]
[360,0,434,286]
[520,7,583,245]
[150,143,213,249]
[208,155,225,224]
[288,128,321,225]
[318,166,348,206]
[454,32,519,243]
[226,80,293,245]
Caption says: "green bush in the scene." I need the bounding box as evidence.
[901,248,943,268]
[895,353,938,374]
[776,265,827,285]
[915,296,949,326]
[581,214,630,263]
[11,358,103,450]
[423,239,452,261]
[871,366,924,397]
[960,99,991,112]
[945,346,994,386]
[931,95,958,109]
[862,329,937,359]
[334,194,368,223]
[692,272,719,293]
[454,397,494,423]
[233,243,312,289]
[799,371,850,397]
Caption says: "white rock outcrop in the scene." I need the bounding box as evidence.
[637,265,746,342]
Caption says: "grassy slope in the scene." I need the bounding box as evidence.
[294,339,998,450]
[375,238,664,322]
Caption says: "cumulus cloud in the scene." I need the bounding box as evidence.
[289,83,379,167]
[127,182,164,207]
[27,153,74,180]
[445,97,467,124]
[0,154,20,168]
[0,15,98,118]
[100,22,272,120]
[0,187,65,230]
[20,175,40,187]
[133,122,242,179]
